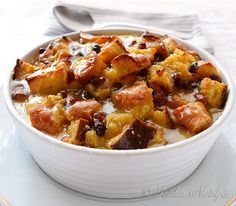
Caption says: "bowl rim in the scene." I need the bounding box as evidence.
[3,28,235,155]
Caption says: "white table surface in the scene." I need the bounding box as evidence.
[0,0,236,205]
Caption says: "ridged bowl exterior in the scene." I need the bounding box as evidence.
[4,29,235,198]
[16,120,219,198]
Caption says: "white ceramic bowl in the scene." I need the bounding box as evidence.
[3,29,235,198]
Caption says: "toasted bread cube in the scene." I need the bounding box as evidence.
[71,51,107,84]
[155,43,170,61]
[152,85,167,108]
[107,54,140,82]
[148,65,174,92]
[131,54,151,69]
[108,119,156,150]
[128,47,157,62]
[80,32,118,44]
[13,59,35,80]
[142,31,161,42]
[105,112,134,139]
[187,51,201,61]
[107,53,150,82]
[85,79,111,101]
[85,130,107,148]
[199,78,227,108]
[68,100,101,121]
[140,32,170,60]
[26,62,68,95]
[112,81,153,111]
[29,104,66,135]
[148,128,166,147]
[162,35,187,53]
[161,49,196,81]
[67,119,89,145]
[98,39,127,64]
[173,102,212,134]
[57,49,72,62]
[39,36,72,62]
[166,94,190,109]
[152,107,175,129]
[42,94,65,107]
[190,61,221,81]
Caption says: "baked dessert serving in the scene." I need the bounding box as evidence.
[11,31,228,150]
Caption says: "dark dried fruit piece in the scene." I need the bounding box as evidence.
[93,112,107,122]
[92,44,101,54]
[189,62,198,73]
[91,76,106,87]
[129,40,137,46]
[81,90,94,100]
[94,120,106,136]
[39,48,46,54]
[60,90,68,98]
[138,43,146,49]
[109,119,157,150]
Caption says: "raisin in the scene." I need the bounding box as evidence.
[92,44,101,54]
[138,43,146,49]
[113,82,123,91]
[67,70,75,82]
[94,120,106,136]
[129,40,137,46]
[91,76,106,87]
[60,90,68,98]
[39,48,46,54]
[81,90,94,100]
[189,62,198,73]
[138,69,148,77]
[93,112,107,122]
[172,73,198,90]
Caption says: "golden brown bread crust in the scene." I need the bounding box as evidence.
[148,65,174,92]
[166,94,190,109]
[39,36,72,63]
[80,32,118,44]
[152,107,175,129]
[66,119,89,145]
[112,81,153,111]
[68,100,101,121]
[71,51,107,85]
[173,102,212,134]
[26,62,69,95]
[98,39,127,64]
[199,78,227,108]
[13,59,35,80]
[191,61,221,81]
[29,104,63,135]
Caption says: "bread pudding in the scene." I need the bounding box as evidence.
[11,31,228,150]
